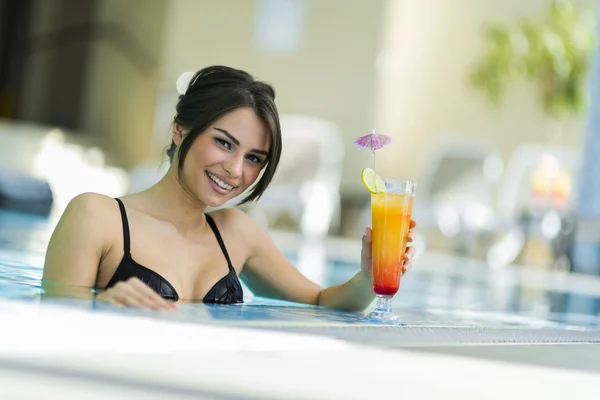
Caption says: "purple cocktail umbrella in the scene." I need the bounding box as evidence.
[354,129,392,171]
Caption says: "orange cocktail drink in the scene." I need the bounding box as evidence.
[371,191,414,296]
[365,178,416,325]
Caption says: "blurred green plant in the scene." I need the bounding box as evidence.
[469,0,596,117]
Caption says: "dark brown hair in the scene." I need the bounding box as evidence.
[167,66,281,204]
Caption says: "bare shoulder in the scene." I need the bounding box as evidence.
[66,192,117,210]
[43,192,121,286]
[62,192,118,222]
[55,192,124,240]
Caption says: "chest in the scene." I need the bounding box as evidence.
[97,222,247,300]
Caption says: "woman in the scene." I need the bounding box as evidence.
[42,65,417,311]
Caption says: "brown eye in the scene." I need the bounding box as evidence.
[246,154,262,164]
[215,138,231,150]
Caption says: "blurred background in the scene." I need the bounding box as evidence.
[1,0,599,276]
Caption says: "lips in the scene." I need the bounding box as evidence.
[206,171,237,194]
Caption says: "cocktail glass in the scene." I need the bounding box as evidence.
[364,179,416,325]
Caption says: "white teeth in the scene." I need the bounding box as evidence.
[207,172,233,190]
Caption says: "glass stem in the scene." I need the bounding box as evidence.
[375,295,392,313]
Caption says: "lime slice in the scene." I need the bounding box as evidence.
[361,168,386,193]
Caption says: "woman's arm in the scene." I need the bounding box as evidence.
[238,210,415,312]
[42,193,112,299]
[310,228,375,311]
[316,226,415,311]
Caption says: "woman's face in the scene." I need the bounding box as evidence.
[175,107,271,207]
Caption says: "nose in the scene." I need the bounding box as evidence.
[224,154,244,178]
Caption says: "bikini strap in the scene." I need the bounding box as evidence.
[205,214,234,272]
[114,198,131,255]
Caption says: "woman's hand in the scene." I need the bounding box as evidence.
[361,220,417,279]
[95,277,177,310]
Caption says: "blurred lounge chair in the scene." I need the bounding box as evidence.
[0,119,129,219]
[0,171,53,216]
[487,144,581,269]
[411,140,504,257]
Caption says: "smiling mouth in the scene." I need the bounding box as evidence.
[206,171,235,191]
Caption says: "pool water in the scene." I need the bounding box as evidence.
[1,209,600,336]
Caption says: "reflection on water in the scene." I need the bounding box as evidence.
[2,255,600,330]
[0,210,599,330]
[318,259,600,330]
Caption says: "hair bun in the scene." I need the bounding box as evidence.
[176,71,196,95]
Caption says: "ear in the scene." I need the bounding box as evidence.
[172,123,185,146]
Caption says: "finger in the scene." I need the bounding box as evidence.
[128,278,175,310]
[128,277,177,310]
[95,291,120,306]
[402,261,412,275]
[111,290,149,309]
[362,230,372,257]
[404,246,416,262]
[406,261,412,273]
[97,288,146,309]
[106,297,125,308]
[115,278,162,310]
[410,219,417,228]
[407,231,416,242]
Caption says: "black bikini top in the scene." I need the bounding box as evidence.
[104,198,243,304]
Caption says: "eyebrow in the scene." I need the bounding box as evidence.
[213,127,269,156]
